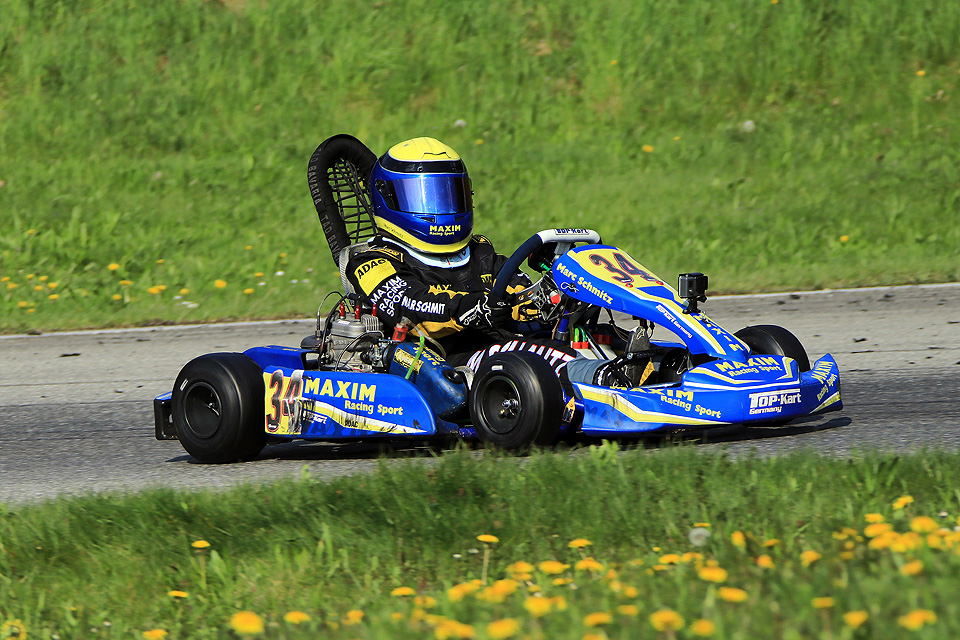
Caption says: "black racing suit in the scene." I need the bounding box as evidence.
[344,235,576,369]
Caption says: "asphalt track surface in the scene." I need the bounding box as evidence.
[2,284,959,505]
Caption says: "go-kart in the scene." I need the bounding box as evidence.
[154,227,842,462]
[153,136,841,463]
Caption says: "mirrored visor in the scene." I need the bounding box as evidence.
[384,176,473,214]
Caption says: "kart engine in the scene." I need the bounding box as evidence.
[313,305,384,370]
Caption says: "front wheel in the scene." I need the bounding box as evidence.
[734,324,810,371]
[172,353,267,463]
[469,352,563,449]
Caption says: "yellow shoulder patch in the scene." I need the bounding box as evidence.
[353,258,397,293]
[473,234,491,245]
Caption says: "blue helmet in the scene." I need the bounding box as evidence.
[369,137,474,254]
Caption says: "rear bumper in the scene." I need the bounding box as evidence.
[154,392,177,440]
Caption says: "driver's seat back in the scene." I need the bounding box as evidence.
[306,135,379,295]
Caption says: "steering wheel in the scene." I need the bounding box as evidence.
[489,229,602,312]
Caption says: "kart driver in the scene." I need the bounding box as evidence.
[344,136,578,372]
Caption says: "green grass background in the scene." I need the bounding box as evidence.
[2,446,960,638]
[2,0,959,333]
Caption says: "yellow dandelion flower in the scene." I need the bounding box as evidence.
[156,259,165,264]
[391,586,415,597]
[17,301,27,308]
[191,540,210,549]
[756,554,775,569]
[48,293,59,300]
[900,559,923,576]
[691,619,716,636]
[486,618,519,639]
[477,534,499,543]
[659,553,680,564]
[142,629,168,640]
[698,566,728,583]
[583,612,613,627]
[214,279,227,289]
[801,550,822,566]
[718,587,748,603]
[279,252,287,258]
[865,513,884,523]
[0,620,26,640]
[283,611,310,624]
[112,294,123,301]
[120,280,133,286]
[26,274,34,280]
[840,235,850,243]
[893,495,914,510]
[898,609,936,630]
[414,595,436,607]
[6,282,18,290]
[390,612,404,621]
[507,561,534,574]
[916,70,926,76]
[610,59,618,66]
[617,604,639,616]
[48,282,58,289]
[180,288,189,295]
[0,277,7,282]
[552,577,573,586]
[575,557,604,572]
[622,585,639,598]
[475,139,484,145]
[864,523,893,538]
[39,275,48,282]
[910,516,937,533]
[649,609,685,631]
[568,538,592,548]
[34,285,43,291]
[642,144,654,153]
[243,288,254,295]
[763,538,781,547]
[583,634,605,640]
[229,610,264,635]
[524,596,552,617]
[168,590,188,598]
[254,272,264,277]
[108,263,120,271]
[731,531,746,548]
[539,560,570,574]
[343,609,364,625]
[147,286,161,295]
[694,522,711,528]
[447,581,481,601]
[843,610,868,628]
[813,597,835,609]
[674,136,681,141]
[245,245,253,250]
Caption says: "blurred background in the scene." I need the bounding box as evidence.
[1,0,958,331]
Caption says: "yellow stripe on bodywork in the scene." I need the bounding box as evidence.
[578,386,727,427]
[304,401,430,435]
[812,391,841,414]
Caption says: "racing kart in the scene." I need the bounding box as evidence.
[153,136,842,463]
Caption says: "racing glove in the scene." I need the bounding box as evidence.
[457,293,512,329]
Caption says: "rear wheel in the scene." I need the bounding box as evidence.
[172,353,267,463]
[734,324,810,371]
[469,352,562,449]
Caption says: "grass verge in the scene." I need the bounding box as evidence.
[1,444,959,638]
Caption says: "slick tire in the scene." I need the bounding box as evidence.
[172,353,267,463]
[469,352,562,449]
[734,324,811,372]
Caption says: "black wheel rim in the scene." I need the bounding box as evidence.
[183,382,222,439]
[478,375,521,435]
